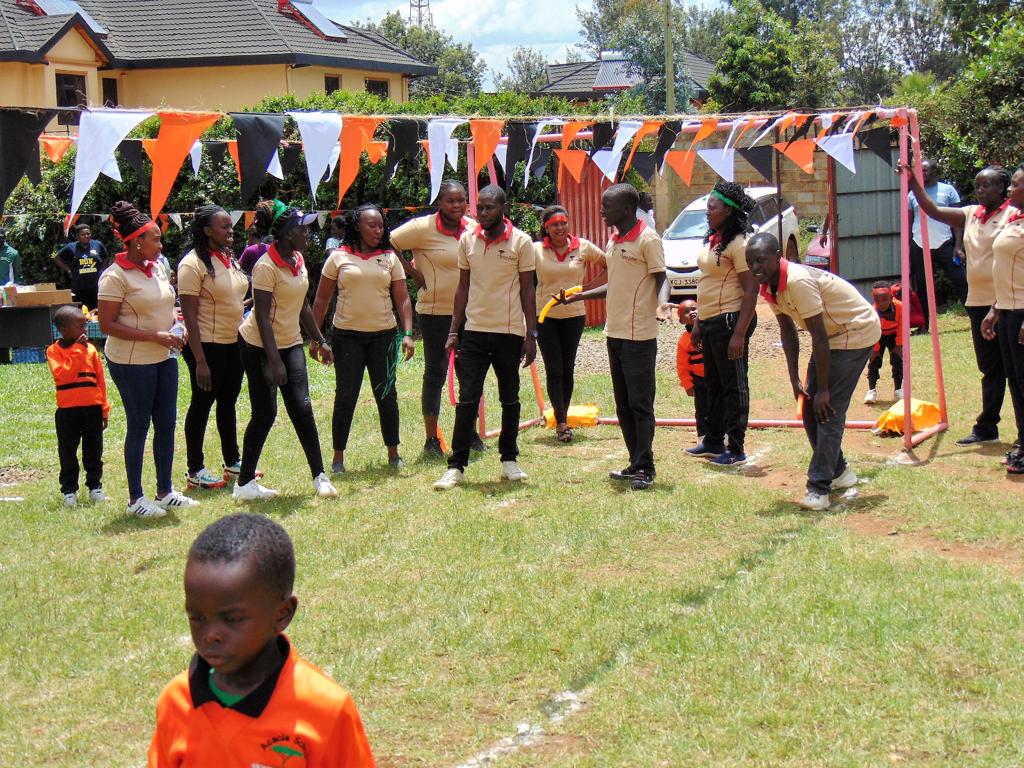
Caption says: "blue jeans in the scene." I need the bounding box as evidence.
[107,357,178,500]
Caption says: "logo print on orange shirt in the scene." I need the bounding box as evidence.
[257,734,308,767]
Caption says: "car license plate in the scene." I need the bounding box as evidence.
[670,277,698,288]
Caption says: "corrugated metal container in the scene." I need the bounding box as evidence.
[557,164,612,327]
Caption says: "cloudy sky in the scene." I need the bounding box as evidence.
[320,0,587,88]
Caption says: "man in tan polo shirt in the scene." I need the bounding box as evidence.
[434,185,537,489]
[746,232,880,511]
[559,183,669,490]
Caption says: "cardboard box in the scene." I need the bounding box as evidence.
[3,285,74,307]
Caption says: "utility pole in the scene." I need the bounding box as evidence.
[408,0,432,27]
[664,0,675,113]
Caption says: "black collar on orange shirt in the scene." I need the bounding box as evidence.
[188,635,290,717]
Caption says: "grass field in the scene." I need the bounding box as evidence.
[2,308,1023,767]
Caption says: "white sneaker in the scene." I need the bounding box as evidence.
[894,388,904,399]
[863,389,877,404]
[88,488,109,503]
[501,461,528,482]
[232,480,279,500]
[830,467,858,490]
[155,490,200,510]
[799,492,831,511]
[63,492,78,508]
[433,467,464,490]
[127,496,166,518]
[313,473,337,497]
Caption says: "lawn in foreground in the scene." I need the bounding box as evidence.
[1,309,1022,767]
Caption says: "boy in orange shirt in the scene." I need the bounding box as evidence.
[864,281,904,404]
[675,299,707,445]
[148,513,375,768]
[47,305,109,507]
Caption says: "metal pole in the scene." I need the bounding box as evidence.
[664,0,675,114]
[775,127,784,250]
[897,111,914,448]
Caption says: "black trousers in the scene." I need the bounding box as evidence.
[692,373,708,438]
[537,314,586,424]
[418,313,452,418]
[997,310,1024,447]
[71,280,99,311]
[182,340,244,473]
[608,336,658,474]
[866,333,903,389]
[910,239,967,328]
[967,305,1005,439]
[448,331,522,470]
[55,405,103,494]
[240,342,324,484]
[331,328,401,451]
[701,311,757,453]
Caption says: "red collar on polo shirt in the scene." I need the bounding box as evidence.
[543,235,580,261]
[210,249,232,270]
[759,258,790,305]
[114,251,154,278]
[436,214,466,239]
[341,244,392,261]
[267,242,304,277]
[1009,207,1024,224]
[611,219,646,244]
[707,230,723,251]
[975,199,1010,224]
[474,218,514,245]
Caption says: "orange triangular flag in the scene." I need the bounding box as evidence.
[244,211,256,231]
[338,116,384,206]
[40,137,73,163]
[148,111,221,218]
[688,119,718,150]
[419,140,430,172]
[561,121,592,150]
[141,138,158,164]
[367,140,388,164]
[227,140,241,182]
[773,139,817,174]
[470,119,505,176]
[664,150,697,185]
[623,120,663,174]
[63,213,79,234]
[555,149,588,185]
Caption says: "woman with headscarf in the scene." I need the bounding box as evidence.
[98,201,199,518]
[177,204,250,490]
[235,201,337,499]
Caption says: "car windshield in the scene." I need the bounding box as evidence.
[664,209,709,240]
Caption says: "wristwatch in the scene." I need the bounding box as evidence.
[528,330,539,340]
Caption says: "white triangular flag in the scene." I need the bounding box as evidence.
[168,213,182,229]
[189,141,203,176]
[588,120,642,186]
[288,112,342,202]
[427,118,466,202]
[591,149,620,183]
[445,137,459,172]
[100,155,121,182]
[229,210,244,227]
[816,134,857,173]
[696,148,736,182]
[317,212,329,229]
[494,144,508,173]
[266,149,284,180]
[71,109,153,217]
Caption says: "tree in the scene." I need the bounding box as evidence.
[942,0,1024,54]
[788,17,842,107]
[358,12,487,96]
[493,47,549,93]
[576,0,632,57]
[678,5,735,67]
[612,0,695,111]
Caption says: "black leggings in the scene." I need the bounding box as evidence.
[701,311,756,454]
[183,341,244,473]
[537,315,586,424]
[331,327,401,451]
[418,313,451,418]
[240,342,324,484]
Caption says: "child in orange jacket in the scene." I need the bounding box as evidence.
[47,305,109,507]
[675,299,707,441]
[864,281,903,404]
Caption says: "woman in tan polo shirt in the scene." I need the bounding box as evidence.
[313,203,415,474]
[98,201,198,518]
[178,204,250,491]
[235,203,337,499]
[534,205,604,442]
[901,163,1013,448]
[690,181,758,466]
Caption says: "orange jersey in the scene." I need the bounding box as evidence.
[46,340,110,418]
[675,328,704,390]
[874,298,902,349]
[148,636,375,768]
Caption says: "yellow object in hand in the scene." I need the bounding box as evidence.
[538,286,583,324]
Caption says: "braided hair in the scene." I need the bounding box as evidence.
[190,204,229,278]
[981,165,1012,199]
[343,203,392,251]
[109,200,153,243]
[704,181,755,266]
[253,199,276,240]
[538,205,568,240]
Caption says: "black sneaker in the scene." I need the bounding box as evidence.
[630,470,655,490]
[1002,442,1022,465]
[956,432,999,447]
[471,434,487,452]
[1008,454,1024,474]
[685,442,725,458]
[422,436,445,458]
[609,467,638,481]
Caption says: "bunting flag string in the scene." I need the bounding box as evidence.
[70,109,153,221]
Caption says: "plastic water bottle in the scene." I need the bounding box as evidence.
[168,319,185,359]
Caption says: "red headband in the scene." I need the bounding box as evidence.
[545,214,568,228]
[118,221,157,243]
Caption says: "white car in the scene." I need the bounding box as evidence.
[662,186,800,301]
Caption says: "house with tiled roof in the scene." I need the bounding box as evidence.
[0,0,436,124]
[535,51,714,107]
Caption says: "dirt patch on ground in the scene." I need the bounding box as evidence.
[839,513,1024,578]
[0,466,44,486]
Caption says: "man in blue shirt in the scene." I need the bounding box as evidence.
[54,224,109,309]
[908,158,966,331]
[0,230,20,285]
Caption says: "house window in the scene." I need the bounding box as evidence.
[56,73,87,126]
[324,75,340,94]
[102,77,119,107]
[365,79,389,99]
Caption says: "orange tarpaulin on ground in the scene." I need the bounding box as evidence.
[874,398,941,435]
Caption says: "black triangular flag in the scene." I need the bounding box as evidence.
[738,145,775,184]
[629,151,657,183]
[118,139,149,185]
[786,117,813,147]
[860,127,894,167]
[0,108,56,213]
[530,144,552,181]
[503,121,539,191]
[205,141,228,170]
[280,142,302,178]
[231,113,286,204]
[589,122,615,158]
[652,121,681,170]
[25,142,42,186]
[381,118,422,192]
